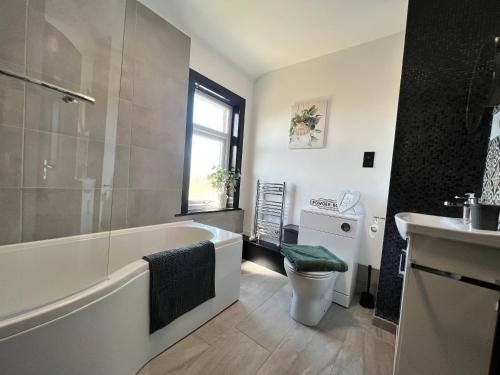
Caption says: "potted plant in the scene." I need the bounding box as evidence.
[208,166,240,208]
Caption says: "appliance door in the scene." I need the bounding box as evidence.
[395,266,499,375]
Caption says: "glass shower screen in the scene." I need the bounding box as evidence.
[0,0,126,318]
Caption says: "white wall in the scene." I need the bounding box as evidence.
[242,33,405,267]
[188,39,255,211]
[188,39,253,101]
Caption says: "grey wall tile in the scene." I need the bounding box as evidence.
[25,85,80,136]
[129,145,183,190]
[110,188,128,230]
[130,101,186,156]
[126,189,168,227]
[135,2,190,82]
[127,188,181,227]
[132,4,189,109]
[0,0,246,245]
[84,90,115,141]
[26,0,125,94]
[113,145,130,188]
[116,1,190,230]
[0,125,22,187]
[98,189,114,234]
[119,0,137,102]
[0,189,21,245]
[117,99,132,146]
[129,146,164,190]
[166,188,183,220]
[26,3,83,92]
[23,130,106,189]
[22,188,111,242]
[130,104,169,150]
[120,55,135,102]
[132,63,188,109]
[191,210,245,233]
[0,75,24,127]
[0,0,26,70]
[25,85,114,142]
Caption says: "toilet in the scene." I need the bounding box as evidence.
[284,207,362,326]
[284,258,339,326]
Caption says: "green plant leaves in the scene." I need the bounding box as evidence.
[207,166,240,192]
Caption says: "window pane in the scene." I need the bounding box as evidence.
[193,91,231,133]
[189,134,224,208]
[233,112,239,137]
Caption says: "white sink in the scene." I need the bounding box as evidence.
[395,212,500,248]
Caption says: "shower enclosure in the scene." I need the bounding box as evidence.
[0,0,127,318]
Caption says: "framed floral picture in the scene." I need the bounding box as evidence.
[289,98,328,149]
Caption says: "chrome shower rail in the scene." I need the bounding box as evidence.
[0,68,96,105]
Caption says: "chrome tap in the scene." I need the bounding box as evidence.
[444,193,478,224]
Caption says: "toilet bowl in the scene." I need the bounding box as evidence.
[284,258,339,326]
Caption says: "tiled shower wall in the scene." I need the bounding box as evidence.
[110,0,190,229]
[112,0,244,233]
[0,0,243,245]
[0,0,126,244]
[375,0,500,324]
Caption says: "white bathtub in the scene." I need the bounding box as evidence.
[0,221,242,375]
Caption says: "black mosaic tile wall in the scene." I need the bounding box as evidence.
[375,0,500,324]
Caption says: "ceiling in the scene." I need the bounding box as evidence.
[140,0,408,79]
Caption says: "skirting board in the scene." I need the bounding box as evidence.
[242,235,286,275]
[372,315,398,334]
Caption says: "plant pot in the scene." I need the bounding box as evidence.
[217,191,228,209]
[227,195,234,209]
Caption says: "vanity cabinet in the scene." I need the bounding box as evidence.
[393,214,500,375]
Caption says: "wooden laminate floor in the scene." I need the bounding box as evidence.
[138,261,395,375]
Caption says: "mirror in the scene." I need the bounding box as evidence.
[481,105,499,205]
[468,37,500,205]
[467,36,500,205]
[466,36,499,133]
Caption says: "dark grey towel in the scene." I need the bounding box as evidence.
[142,240,215,334]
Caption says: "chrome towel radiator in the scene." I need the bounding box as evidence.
[251,180,286,246]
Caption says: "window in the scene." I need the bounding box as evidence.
[181,70,245,214]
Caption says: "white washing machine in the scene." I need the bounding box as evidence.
[298,208,363,307]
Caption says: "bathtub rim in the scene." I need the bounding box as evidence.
[0,220,242,341]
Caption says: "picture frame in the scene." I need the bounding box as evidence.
[289,98,328,149]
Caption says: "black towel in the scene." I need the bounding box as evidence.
[142,240,216,334]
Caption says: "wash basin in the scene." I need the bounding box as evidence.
[395,212,500,248]
[395,212,465,238]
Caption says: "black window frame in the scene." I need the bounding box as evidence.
[180,69,246,215]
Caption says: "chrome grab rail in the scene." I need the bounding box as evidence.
[0,68,96,105]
